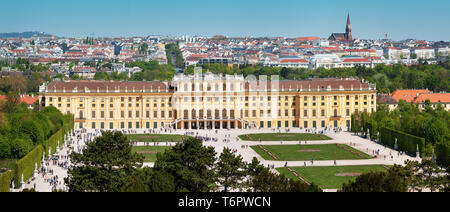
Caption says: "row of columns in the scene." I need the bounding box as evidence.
[177,120,244,130]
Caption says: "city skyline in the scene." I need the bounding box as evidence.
[1,0,450,41]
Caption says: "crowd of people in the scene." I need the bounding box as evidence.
[22,129,103,192]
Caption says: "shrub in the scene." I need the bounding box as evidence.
[380,127,425,157]
[13,144,44,188]
[0,171,12,192]
[436,142,449,167]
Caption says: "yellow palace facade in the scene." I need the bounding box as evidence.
[39,73,377,130]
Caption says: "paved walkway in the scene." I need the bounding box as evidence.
[15,129,101,192]
[14,127,421,192]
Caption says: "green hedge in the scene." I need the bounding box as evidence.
[436,142,449,167]
[13,144,44,188]
[43,114,74,159]
[350,114,360,133]
[0,171,12,192]
[380,127,425,157]
[43,128,63,158]
[0,114,74,190]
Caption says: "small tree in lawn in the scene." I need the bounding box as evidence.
[216,147,246,192]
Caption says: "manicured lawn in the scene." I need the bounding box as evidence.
[131,146,172,162]
[127,134,194,143]
[251,144,371,161]
[238,133,331,141]
[277,165,389,189]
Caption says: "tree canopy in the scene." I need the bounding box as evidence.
[65,131,144,192]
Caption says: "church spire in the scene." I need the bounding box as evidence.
[346,13,352,41]
[347,13,351,25]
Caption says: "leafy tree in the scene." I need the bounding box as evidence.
[146,168,176,192]
[1,92,21,113]
[445,166,450,192]
[289,180,322,192]
[414,160,446,192]
[249,168,321,192]
[65,131,144,192]
[250,168,290,192]
[139,43,149,55]
[340,164,412,192]
[216,148,246,192]
[121,170,149,192]
[340,171,391,192]
[153,137,217,192]
[247,157,265,177]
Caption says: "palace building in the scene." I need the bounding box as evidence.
[39,73,377,130]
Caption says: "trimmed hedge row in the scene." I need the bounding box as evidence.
[380,127,425,157]
[350,114,360,133]
[43,115,74,159]
[13,144,44,188]
[0,171,12,192]
[436,142,449,167]
[44,127,64,158]
[6,115,74,190]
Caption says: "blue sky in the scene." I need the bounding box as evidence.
[1,0,450,41]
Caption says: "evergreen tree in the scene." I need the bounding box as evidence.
[216,148,246,192]
[65,131,144,192]
[153,137,217,192]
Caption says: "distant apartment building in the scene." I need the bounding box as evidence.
[435,47,450,57]
[411,48,435,59]
[274,58,309,68]
[309,54,343,69]
[70,67,97,79]
[198,57,232,65]
[384,47,411,60]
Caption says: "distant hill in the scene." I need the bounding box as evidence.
[0,31,54,38]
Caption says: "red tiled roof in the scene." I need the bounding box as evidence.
[321,47,340,51]
[391,90,430,103]
[245,78,373,91]
[21,95,39,105]
[65,52,84,55]
[279,59,308,63]
[296,37,320,41]
[45,81,168,93]
[0,95,38,105]
[344,49,376,52]
[342,58,370,63]
[12,49,27,53]
[414,93,450,103]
